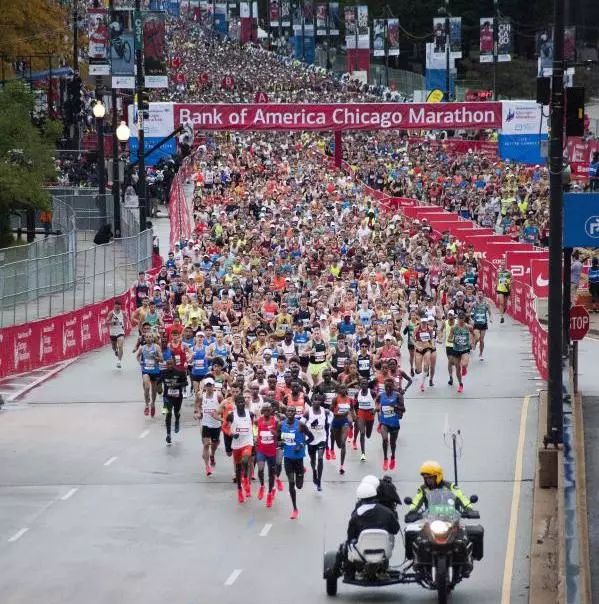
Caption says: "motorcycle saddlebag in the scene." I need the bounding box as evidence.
[465,524,484,560]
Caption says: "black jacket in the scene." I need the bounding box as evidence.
[347,502,400,542]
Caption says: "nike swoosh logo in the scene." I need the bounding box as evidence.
[536,275,549,287]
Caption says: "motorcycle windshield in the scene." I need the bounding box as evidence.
[424,488,461,522]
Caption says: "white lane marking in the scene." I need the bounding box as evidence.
[501,395,531,604]
[259,523,272,537]
[8,528,29,543]
[139,429,150,439]
[60,488,79,501]
[224,569,243,586]
[104,456,118,466]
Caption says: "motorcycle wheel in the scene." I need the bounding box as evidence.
[435,556,449,604]
[326,576,338,596]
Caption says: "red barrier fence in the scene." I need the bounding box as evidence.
[168,157,195,250]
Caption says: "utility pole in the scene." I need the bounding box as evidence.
[354,0,358,73]
[445,0,450,101]
[546,0,565,446]
[278,0,283,54]
[72,0,80,150]
[301,0,305,62]
[109,0,121,237]
[384,12,389,87]
[134,0,147,232]
[492,0,498,100]
[325,0,331,70]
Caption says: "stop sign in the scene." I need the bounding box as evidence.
[569,305,590,341]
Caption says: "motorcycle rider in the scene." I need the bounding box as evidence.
[347,480,400,543]
[404,460,476,522]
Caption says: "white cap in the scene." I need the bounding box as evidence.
[356,482,378,500]
[361,475,380,488]
[448,310,456,317]
[262,348,273,356]
[204,378,215,386]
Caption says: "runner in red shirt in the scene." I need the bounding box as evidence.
[255,404,279,508]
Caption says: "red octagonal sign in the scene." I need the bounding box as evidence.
[569,305,590,341]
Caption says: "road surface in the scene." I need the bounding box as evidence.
[0,309,539,604]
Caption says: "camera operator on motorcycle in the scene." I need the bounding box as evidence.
[347,479,400,543]
[353,474,402,518]
[404,460,478,523]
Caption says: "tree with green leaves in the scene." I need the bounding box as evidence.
[0,81,61,248]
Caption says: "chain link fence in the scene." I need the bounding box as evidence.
[0,189,152,328]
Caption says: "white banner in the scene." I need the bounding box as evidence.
[501,101,548,135]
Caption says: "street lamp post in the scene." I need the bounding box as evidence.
[116,120,131,230]
[92,100,107,222]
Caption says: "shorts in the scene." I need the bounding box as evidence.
[284,457,305,476]
[232,445,253,464]
[408,343,415,351]
[473,323,488,331]
[192,375,209,383]
[256,450,277,463]
[164,395,182,409]
[415,347,433,355]
[308,442,326,455]
[110,334,124,343]
[142,371,160,382]
[201,426,221,443]
[223,433,233,454]
[308,361,328,376]
[497,289,510,297]
[446,347,455,357]
[379,423,400,435]
[331,417,350,429]
[357,409,375,422]
[453,349,471,358]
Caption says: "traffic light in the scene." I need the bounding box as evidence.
[140,90,150,120]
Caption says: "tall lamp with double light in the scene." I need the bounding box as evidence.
[115,120,132,233]
[92,100,107,221]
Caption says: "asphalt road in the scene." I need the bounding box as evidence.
[0,314,539,604]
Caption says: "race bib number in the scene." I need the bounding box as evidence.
[167,388,180,397]
[282,432,296,446]
[260,431,274,444]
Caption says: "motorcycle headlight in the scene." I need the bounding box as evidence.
[429,520,452,536]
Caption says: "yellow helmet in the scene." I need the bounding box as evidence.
[419,460,444,485]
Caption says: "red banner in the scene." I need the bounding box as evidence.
[408,137,498,156]
[566,137,599,179]
[530,258,549,298]
[484,242,534,265]
[505,250,549,284]
[173,102,502,132]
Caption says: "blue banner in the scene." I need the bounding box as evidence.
[498,133,547,165]
[425,69,455,99]
[129,137,177,166]
[293,35,315,64]
[563,193,599,247]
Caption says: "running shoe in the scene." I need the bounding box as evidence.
[150,405,156,418]
[237,490,245,504]
[377,424,382,433]
[257,485,265,500]
[348,425,353,440]
[317,483,322,492]
[209,454,215,466]
[352,441,358,450]
[360,453,366,462]
[500,317,505,324]
[116,361,121,369]
[175,419,180,434]
[410,368,415,377]
[266,491,273,508]
[339,466,345,475]
[457,384,464,393]
[383,459,389,471]
[330,450,337,460]
[420,383,425,392]
[479,356,484,362]
[389,458,396,470]
[448,377,453,386]
[166,434,171,445]
[276,478,284,492]
[243,478,251,498]
[144,406,149,417]
[206,464,212,476]
[325,448,331,460]
[161,406,167,415]
[290,509,299,520]
[462,367,468,377]
[429,379,434,387]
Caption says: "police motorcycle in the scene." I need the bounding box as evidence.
[403,488,483,604]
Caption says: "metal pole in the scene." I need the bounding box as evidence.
[354,1,358,73]
[563,247,572,356]
[445,0,450,101]
[384,18,389,87]
[278,0,283,55]
[96,79,106,221]
[573,341,578,394]
[135,0,146,233]
[73,0,80,150]
[546,0,565,446]
[325,0,331,70]
[48,55,54,116]
[110,0,121,238]
[492,0,498,100]
[301,0,305,62]
[452,433,459,486]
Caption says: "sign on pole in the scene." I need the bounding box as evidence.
[563,193,599,247]
[569,305,590,341]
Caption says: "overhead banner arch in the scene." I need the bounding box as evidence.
[172,102,501,131]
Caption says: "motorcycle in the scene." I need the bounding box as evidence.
[403,488,484,604]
